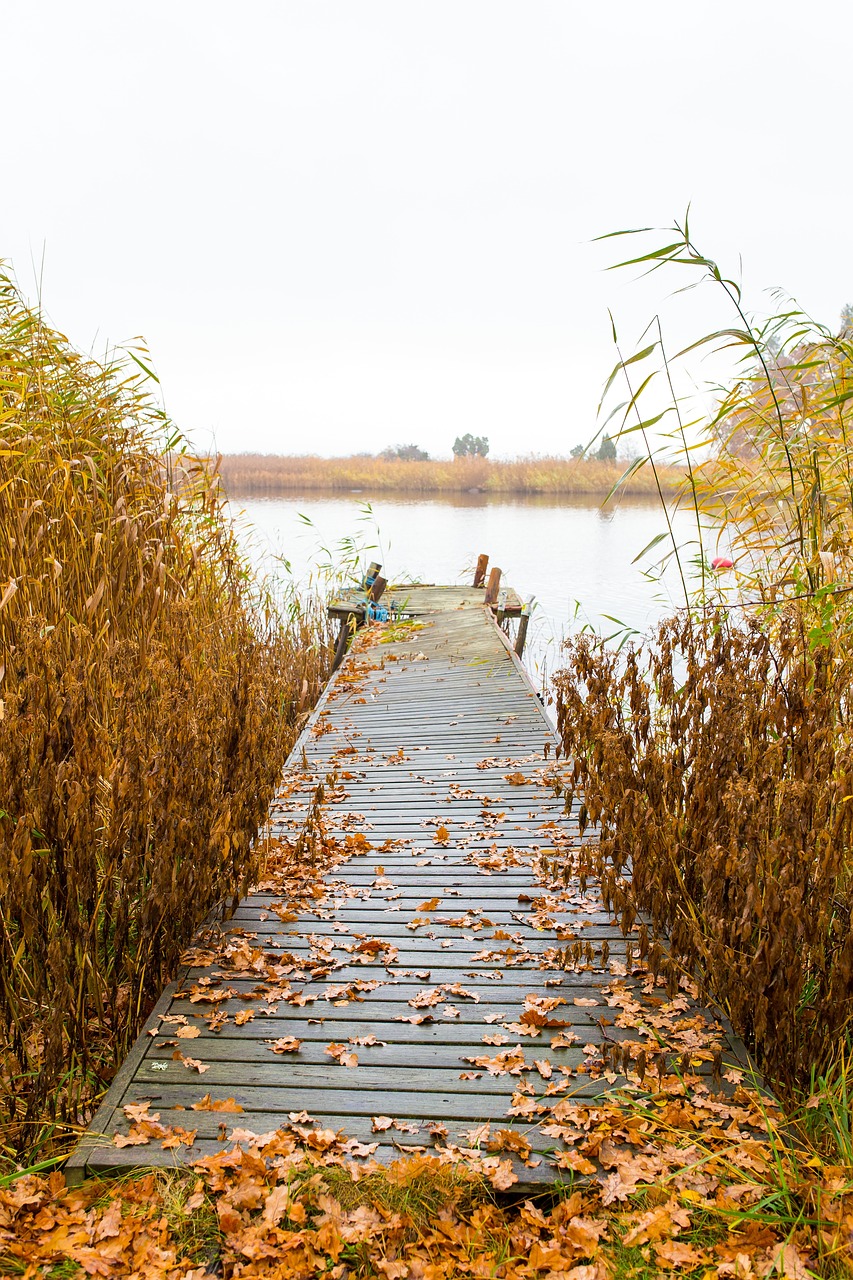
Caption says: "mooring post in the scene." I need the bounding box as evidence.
[368,575,387,603]
[473,553,489,588]
[515,603,530,658]
[484,566,502,606]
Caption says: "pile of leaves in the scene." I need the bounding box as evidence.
[4,1093,853,1279]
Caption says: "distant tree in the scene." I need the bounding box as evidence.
[381,443,430,461]
[596,433,617,462]
[841,303,853,336]
[452,433,489,458]
[570,444,585,459]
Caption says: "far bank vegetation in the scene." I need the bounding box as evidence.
[217,448,686,498]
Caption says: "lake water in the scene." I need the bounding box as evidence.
[230,492,711,686]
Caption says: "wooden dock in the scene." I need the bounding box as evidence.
[68,582,748,1190]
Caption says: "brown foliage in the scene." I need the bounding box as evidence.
[0,271,333,1151]
[554,609,853,1088]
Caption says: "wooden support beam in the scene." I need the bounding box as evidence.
[363,562,382,590]
[484,567,502,606]
[368,575,387,603]
[473,554,489,588]
[332,612,357,671]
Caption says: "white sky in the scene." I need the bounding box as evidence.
[5,1,851,459]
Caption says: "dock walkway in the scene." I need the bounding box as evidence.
[69,585,747,1190]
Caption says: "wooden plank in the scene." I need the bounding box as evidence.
[138,1041,728,1078]
[108,1113,563,1156]
[107,1083,608,1121]
[147,1019,646,1045]
[167,995,607,1023]
[132,1061,567,1093]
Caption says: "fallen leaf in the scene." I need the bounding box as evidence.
[488,1159,518,1190]
[326,1042,358,1067]
[161,1126,197,1150]
[124,1101,158,1124]
[622,1204,683,1247]
[172,1051,210,1073]
[263,1183,291,1227]
[113,1129,151,1148]
[653,1239,706,1268]
[266,1037,302,1054]
[552,1149,597,1175]
[191,1095,244,1113]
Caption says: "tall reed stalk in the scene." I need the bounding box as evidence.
[553,221,853,1089]
[0,267,332,1157]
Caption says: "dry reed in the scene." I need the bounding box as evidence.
[0,268,333,1156]
[552,221,853,1090]
[554,610,853,1089]
[216,452,686,497]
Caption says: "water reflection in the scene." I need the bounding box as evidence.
[230,491,702,688]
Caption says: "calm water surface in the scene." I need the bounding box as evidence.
[231,492,706,684]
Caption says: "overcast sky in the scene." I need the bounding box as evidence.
[6,2,851,459]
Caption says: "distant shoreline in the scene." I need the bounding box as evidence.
[216,453,687,499]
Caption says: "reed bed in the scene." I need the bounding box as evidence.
[0,269,333,1159]
[553,220,853,1090]
[217,451,686,497]
[555,609,853,1089]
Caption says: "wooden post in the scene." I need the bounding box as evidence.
[515,606,530,658]
[484,567,502,606]
[473,554,489,588]
[363,562,382,590]
[367,575,387,602]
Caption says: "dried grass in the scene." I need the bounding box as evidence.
[0,268,333,1155]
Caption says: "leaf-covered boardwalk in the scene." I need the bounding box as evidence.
[69,587,749,1191]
